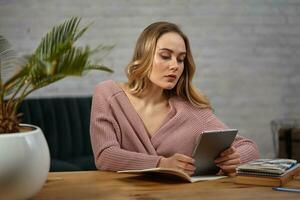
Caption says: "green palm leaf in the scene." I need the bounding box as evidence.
[35,17,83,60]
[0,17,113,133]
[0,36,27,97]
[0,36,17,87]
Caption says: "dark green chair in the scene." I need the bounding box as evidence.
[18,96,96,172]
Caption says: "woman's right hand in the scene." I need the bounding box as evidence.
[158,153,196,175]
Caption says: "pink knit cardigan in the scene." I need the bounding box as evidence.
[90,80,259,171]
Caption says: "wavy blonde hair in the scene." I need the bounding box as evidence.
[126,22,211,108]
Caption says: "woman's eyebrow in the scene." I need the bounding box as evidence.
[158,48,186,55]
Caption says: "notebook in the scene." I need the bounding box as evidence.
[235,159,300,186]
[237,159,298,176]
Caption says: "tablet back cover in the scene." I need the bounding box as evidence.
[193,129,237,176]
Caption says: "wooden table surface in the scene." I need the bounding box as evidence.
[32,171,300,200]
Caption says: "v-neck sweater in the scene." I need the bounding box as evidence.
[90,80,259,171]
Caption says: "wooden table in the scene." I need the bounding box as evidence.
[33,171,300,200]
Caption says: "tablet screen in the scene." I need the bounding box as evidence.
[192,129,238,176]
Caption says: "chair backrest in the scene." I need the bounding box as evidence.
[18,96,95,170]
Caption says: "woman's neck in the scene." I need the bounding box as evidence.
[140,85,167,106]
[126,82,168,107]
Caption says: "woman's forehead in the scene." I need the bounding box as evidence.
[156,32,186,53]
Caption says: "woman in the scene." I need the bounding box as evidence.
[90,22,259,176]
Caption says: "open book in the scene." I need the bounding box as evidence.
[117,168,226,183]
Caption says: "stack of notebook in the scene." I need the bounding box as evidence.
[235,159,300,186]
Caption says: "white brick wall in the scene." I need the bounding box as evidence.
[1,0,300,158]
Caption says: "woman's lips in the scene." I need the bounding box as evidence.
[165,74,177,81]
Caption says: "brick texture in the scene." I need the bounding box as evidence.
[1,0,300,158]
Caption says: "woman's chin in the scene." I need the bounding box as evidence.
[151,80,177,90]
[162,83,176,90]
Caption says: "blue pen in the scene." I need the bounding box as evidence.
[272,187,300,193]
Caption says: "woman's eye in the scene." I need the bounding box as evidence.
[177,58,185,63]
[160,55,170,60]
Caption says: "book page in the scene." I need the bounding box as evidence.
[190,175,226,183]
[118,168,190,181]
[118,168,226,183]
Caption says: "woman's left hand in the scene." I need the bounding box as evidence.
[214,146,240,176]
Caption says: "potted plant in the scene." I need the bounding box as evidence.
[0,17,112,199]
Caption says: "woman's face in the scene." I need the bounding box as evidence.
[148,32,186,90]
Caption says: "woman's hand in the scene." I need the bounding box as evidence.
[214,146,240,176]
[159,153,196,175]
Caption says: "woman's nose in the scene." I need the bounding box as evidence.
[169,58,180,70]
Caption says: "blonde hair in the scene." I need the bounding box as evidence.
[126,22,211,108]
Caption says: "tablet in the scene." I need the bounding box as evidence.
[192,129,238,176]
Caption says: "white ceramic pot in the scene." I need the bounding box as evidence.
[0,124,50,200]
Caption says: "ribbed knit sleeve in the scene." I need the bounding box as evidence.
[204,110,259,163]
[90,83,161,171]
